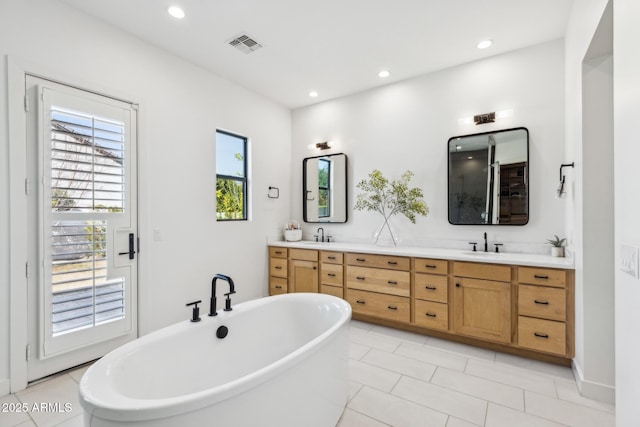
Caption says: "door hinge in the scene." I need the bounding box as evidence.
[25,178,30,195]
[26,344,31,362]
[24,95,29,112]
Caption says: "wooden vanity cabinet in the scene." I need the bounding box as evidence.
[320,251,344,298]
[268,247,288,295]
[345,253,411,323]
[413,258,449,331]
[452,262,512,344]
[517,267,572,356]
[288,249,318,293]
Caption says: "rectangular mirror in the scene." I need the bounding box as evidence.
[303,153,348,223]
[448,127,528,225]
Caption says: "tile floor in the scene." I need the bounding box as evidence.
[0,320,615,427]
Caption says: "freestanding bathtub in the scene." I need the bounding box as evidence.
[79,292,351,427]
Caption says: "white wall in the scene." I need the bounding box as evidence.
[292,40,565,252]
[0,0,291,393]
[564,0,615,403]
[614,0,640,423]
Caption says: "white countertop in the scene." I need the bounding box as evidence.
[269,240,574,269]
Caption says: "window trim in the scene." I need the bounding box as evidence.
[216,129,248,221]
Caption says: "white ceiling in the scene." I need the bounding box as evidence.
[58,0,574,110]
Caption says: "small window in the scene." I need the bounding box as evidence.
[216,130,248,220]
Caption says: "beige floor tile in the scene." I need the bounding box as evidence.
[446,417,481,427]
[431,367,524,410]
[337,408,390,427]
[349,386,448,427]
[465,358,557,397]
[494,353,574,381]
[348,359,401,393]
[369,325,429,345]
[554,379,615,413]
[392,376,487,425]
[485,403,568,427]
[0,394,32,427]
[394,341,468,372]
[361,349,436,382]
[15,375,83,427]
[525,391,616,427]
[349,329,402,353]
[349,342,371,360]
[424,336,496,361]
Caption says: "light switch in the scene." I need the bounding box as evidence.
[153,229,162,242]
[620,244,639,278]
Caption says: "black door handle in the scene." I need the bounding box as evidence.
[118,233,136,259]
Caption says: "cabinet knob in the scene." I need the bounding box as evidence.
[456,283,461,288]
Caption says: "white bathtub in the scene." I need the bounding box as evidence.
[79,293,351,427]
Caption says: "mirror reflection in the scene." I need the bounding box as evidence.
[448,127,528,225]
[303,153,348,223]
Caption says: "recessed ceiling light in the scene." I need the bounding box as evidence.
[378,70,390,78]
[476,40,493,49]
[168,6,185,19]
[309,91,318,98]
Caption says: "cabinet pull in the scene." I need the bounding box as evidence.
[275,250,282,254]
[425,312,437,318]
[356,258,366,262]
[534,332,549,339]
[275,285,282,289]
[328,273,336,277]
[387,305,398,310]
[275,266,282,270]
[534,300,549,305]
[328,256,336,260]
[388,280,398,285]
[425,286,437,290]
[387,261,398,265]
[534,274,549,279]
[425,264,437,269]
[356,276,365,280]
[356,300,366,304]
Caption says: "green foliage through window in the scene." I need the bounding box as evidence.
[216,130,248,220]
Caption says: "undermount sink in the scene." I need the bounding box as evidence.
[463,251,503,257]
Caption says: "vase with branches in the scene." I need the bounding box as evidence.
[354,170,429,246]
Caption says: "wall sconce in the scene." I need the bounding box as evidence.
[315,141,331,150]
[556,162,575,198]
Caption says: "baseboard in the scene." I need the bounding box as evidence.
[572,361,616,404]
[0,378,10,397]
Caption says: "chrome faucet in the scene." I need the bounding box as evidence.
[316,227,325,242]
[209,274,236,316]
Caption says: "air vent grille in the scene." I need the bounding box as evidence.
[227,33,263,54]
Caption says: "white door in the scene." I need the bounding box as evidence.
[25,76,138,381]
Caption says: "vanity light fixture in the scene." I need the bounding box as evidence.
[474,112,496,125]
[167,6,186,19]
[378,70,390,78]
[316,141,331,150]
[476,39,493,49]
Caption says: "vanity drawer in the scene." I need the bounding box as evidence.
[518,267,566,288]
[270,258,288,278]
[346,266,410,297]
[289,248,318,262]
[346,253,410,271]
[414,300,448,331]
[321,263,343,286]
[518,316,566,356]
[453,262,511,282]
[320,284,343,299]
[347,289,410,323]
[321,251,343,264]
[269,247,287,258]
[518,285,566,321]
[414,273,448,303]
[414,258,448,275]
[269,276,288,295]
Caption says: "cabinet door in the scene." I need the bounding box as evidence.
[453,277,511,343]
[289,259,318,293]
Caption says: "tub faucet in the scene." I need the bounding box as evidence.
[483,232,488,252]
[316,227,325,242]
[209,274,236,316]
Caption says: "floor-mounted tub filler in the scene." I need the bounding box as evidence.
[80,293,351,427]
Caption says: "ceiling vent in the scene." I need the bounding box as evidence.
[227,33,263,54]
